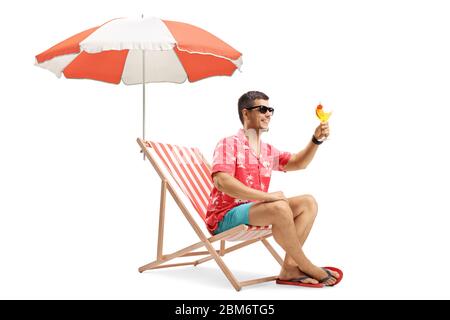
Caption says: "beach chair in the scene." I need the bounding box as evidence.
[137,138,283,291]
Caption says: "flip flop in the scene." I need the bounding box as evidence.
[276,276,325,288]
[275,266,343,288]
[320,266,344,286]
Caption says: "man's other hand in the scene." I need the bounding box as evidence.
[265,191,288,202]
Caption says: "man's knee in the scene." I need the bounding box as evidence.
[290,194,318,218]
[304,194,318,215]
[267,200,293,224]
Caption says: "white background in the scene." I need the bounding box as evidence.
[1,0,449,299]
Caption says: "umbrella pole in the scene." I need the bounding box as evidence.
[142,50,146,160]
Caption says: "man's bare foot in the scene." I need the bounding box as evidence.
[309,267,340,286]
[278,265,319,285]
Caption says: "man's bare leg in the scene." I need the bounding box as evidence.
[249,198,338,285]
[279,195,320,283]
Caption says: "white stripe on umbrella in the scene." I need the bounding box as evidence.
[80,17,176,53]
[122,49,186,84]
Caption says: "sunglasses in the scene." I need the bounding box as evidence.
[245,105,275,114]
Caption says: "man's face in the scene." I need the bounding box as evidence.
[243,99,273,131]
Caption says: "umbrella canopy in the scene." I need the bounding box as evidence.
[35,16,242,140]
[36,17,242,83]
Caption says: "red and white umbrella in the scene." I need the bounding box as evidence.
[35,16,242,140]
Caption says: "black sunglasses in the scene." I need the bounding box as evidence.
[245,105,275,114]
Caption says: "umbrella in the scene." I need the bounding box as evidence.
[35,16,242,141]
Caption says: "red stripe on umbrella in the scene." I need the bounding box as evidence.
[35,26,100,64]
[64,50,129,84]
[174,47,237,82]
[162,20,241,60]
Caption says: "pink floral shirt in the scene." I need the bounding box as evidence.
[205,129,292,233]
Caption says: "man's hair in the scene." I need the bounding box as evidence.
[237,91,269,125]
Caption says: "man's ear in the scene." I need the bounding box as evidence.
[242,109,249,121]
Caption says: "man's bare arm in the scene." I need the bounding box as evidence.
[284,140,320,171]
[284,121,329,171]
[213,172,286,202]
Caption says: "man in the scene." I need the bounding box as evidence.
[205,91,341,287]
